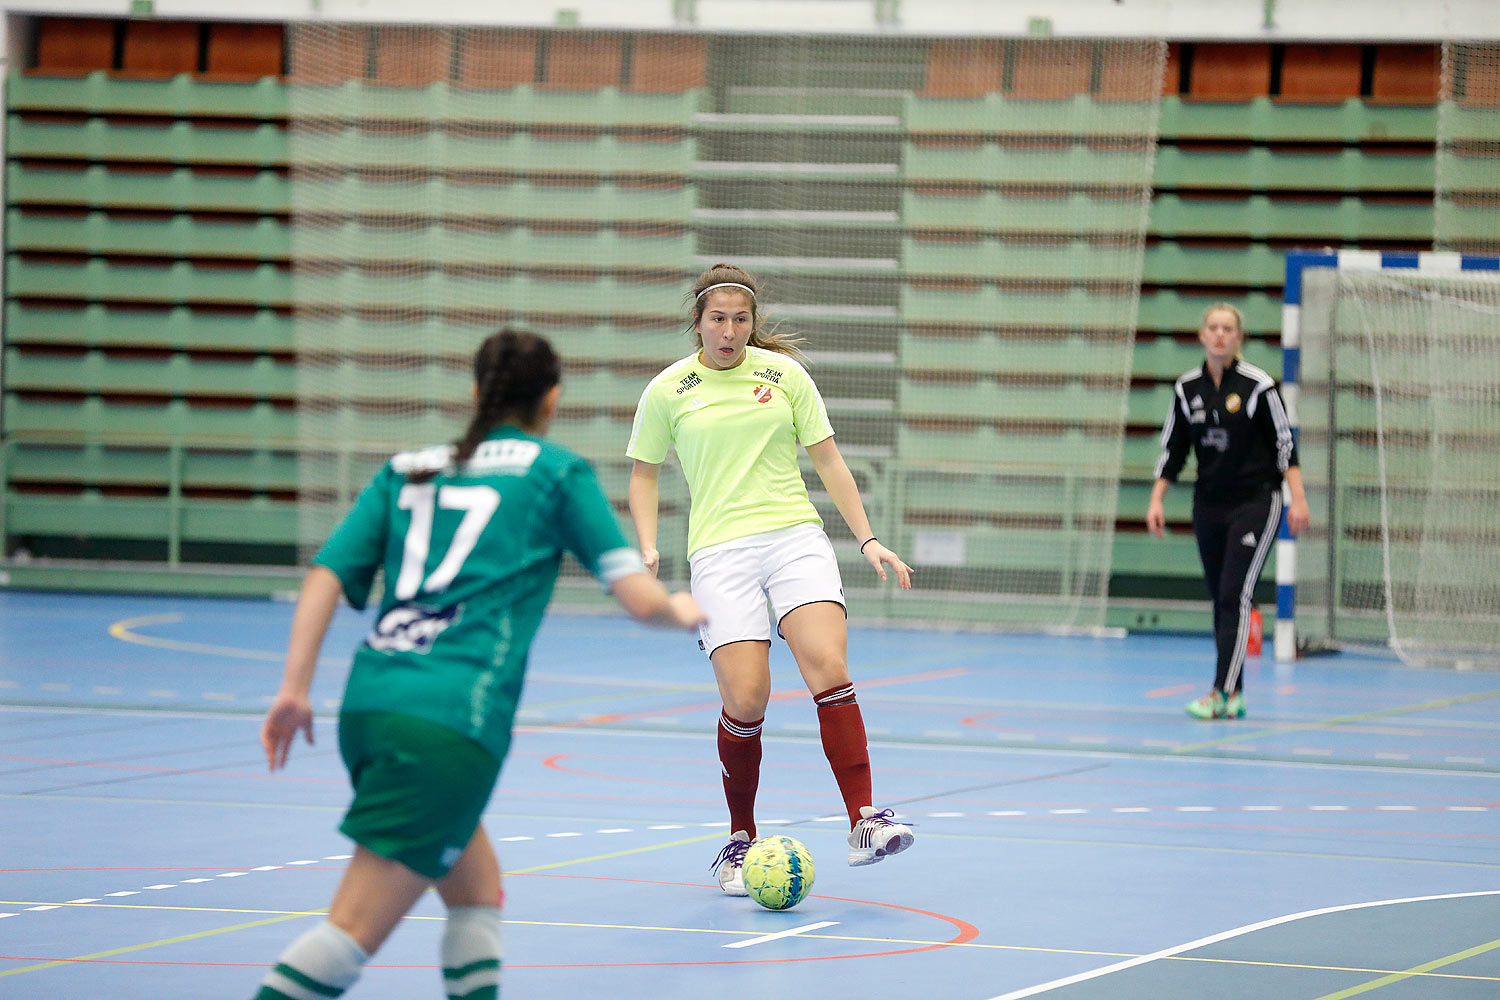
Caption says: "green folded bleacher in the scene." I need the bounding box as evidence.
[1152,146,1433,192]
[1157,96,1436,144]
[6,302,290,351]
[8,70,287,119]
[1,29,1449,630]
[6,209,288,260]
[6,115,288,166]
[7,162,289,213]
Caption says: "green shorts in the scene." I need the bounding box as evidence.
[337,711,501,880]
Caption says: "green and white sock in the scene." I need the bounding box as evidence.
[254,921,367,1000]
[441,905,503,1000]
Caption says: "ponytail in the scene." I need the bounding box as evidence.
[406,328,560,483]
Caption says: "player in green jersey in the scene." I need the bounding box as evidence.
[251,329,704,1000]
[627,263,916,893]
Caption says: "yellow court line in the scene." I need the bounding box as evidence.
[5,899,1498,984]
[1308,935,1500,999]
[504,831,726,874]
[0,911,320,978]
[104,611,980,678]
[106,613,343,667]
[1170,952,1500,983]
[0,832,725,978]
[1173,688,1500,754]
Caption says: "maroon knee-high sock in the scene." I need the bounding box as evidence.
[718,711,763,839]
[815,684,872,827]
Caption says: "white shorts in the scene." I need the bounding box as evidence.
[689,523,846,658]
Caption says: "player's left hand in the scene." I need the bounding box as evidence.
[1287,498,1311,537]
[863,541,913,590]
[261,692,314,771]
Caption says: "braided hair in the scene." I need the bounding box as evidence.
[406,328,560,484]
[688,262,805,362]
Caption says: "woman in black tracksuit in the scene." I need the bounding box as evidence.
[1146,303,1310,720]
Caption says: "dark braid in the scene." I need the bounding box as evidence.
[406,328,560,483]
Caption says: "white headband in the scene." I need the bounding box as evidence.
[696,282,756,300]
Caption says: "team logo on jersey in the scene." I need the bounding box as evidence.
[752,367,782,384]
[1225,393,1242,413]
[752,384,774,404]
[367,603,460,654]
[676,371,703,394]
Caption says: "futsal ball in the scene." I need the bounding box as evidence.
[741,835,815,911]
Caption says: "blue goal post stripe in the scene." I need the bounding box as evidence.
[1275,248,1500,660]
[1284,249,1500,305]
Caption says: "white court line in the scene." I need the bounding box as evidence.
[984,890,1500,999]
[722,920,839,949]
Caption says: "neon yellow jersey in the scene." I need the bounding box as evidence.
[627,345,835,556]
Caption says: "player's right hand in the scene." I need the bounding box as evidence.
[261,692,314,771]
[1145,500,1166,537]
[667,591,707,630]
[641,547,660,576]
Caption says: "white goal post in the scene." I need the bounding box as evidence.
[1282,249,1500,667]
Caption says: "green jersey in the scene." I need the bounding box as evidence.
[314,427,644,758]
[627,345,835,556]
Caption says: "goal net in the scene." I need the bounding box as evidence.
[1437,42,1500,256]
[285,26,1164,631]
[1294,260,1500,667]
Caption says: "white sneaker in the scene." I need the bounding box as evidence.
[847,806,914,867]
[711,830,751,895]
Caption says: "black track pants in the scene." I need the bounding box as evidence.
[1192,488,1281,695]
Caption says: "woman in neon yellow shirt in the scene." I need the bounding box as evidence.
[628,263,915,894]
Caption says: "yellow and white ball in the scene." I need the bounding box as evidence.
[742,835,815,910]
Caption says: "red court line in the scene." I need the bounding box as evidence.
[539,753,719,786]
[1145,684,1196,699]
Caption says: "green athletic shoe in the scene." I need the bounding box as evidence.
[1185,690,1227,720]
[1224,691,1246,719]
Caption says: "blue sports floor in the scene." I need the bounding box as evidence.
[2,589,1498,999]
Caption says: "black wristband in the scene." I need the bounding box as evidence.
[859,536,877,553]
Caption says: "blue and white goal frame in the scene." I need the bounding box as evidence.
[1278,249,1500,661]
